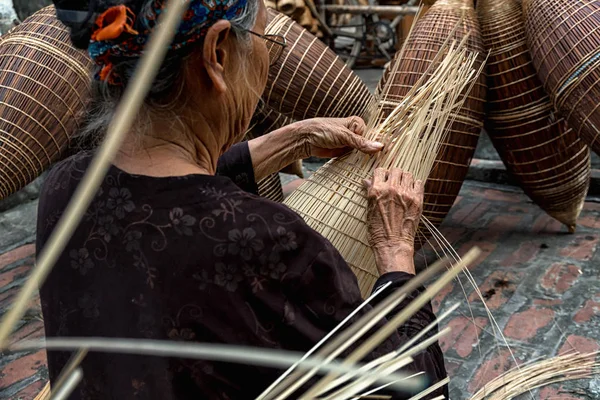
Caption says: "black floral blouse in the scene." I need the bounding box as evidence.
[37,143,447,399]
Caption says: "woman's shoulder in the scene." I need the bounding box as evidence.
[39,152,94,203]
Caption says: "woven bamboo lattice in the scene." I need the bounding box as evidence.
[377,0,487,234]
[284,38,482,297]
[477,0,590,232]
[263,9,374,122]
[522,0,600,156]
[245,105,294,202]
[0,6,93,200]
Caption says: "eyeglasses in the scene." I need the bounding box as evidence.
[246,31,287,67]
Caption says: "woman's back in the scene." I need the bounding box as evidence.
[38,151,415,399]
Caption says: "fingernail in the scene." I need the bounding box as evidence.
[372,141,384,149]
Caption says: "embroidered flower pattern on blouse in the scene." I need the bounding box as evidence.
[227,228,264,260]
[69,248,94,275]
[97,215,120,242]
[214,263,243,292]
[259,252,286,280]
[169,208,196,236]
[274,226,298,251]
[107,187,135,219]
[124,230,142,252]
[212,198,243,222]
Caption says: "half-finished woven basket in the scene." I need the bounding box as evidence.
[0,6,92,199]
[285,40,482,297]
[263,9,374,121]
[378,0,486,236]
[522,0,600,156]
[478,0,590,232]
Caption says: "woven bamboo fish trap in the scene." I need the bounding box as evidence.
[0,6,92,200]
[284,38,482,297]
[263,9,374,121]
[522,0,600,156]
[378,0,487,234]
[477,0,590,232]
[245,105,294,202]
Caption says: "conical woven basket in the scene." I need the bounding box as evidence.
[285,40,482,297]
[263,9,374,121]
[0,6,92,199]
[245,105,294,202]
[478,0,590,232]
[522,0,600,156]
[378,0,486,234]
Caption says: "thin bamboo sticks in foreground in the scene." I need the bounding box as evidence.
[470,351,600,400]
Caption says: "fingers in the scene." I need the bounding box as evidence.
[399,171,413,191]
[346,116,366,136]
[339,128,384,155]
[413,179,425,195]
[373,168,388,184]
[389,168,402,186]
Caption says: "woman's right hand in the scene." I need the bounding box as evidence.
[364,168,424,276]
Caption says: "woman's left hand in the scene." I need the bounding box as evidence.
[294,116,384,158]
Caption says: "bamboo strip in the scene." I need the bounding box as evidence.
[10,338,422,393]
[33,382,50,400]
[470,351,600,400]
[262,253,454,400]
[478,0,591,231]
[301,247,480,399]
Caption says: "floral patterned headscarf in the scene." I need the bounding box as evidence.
[87,0,249,85]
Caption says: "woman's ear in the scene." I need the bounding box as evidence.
[203,20,233,94]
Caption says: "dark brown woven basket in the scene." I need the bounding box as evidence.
[245,105,293,202]
[0,6,92,199]
[378,0,486,234]
[523,0,600,156]
[264,9,374,121]
[478,0,590,232]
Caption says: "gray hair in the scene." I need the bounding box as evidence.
[77,0,260,149]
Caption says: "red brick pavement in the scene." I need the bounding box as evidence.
[1,182,600,399]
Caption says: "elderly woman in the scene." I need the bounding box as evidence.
[38,0,447,398]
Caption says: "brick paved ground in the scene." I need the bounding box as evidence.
[1,180,599,399]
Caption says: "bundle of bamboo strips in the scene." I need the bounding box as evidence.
[264,9,374,122]
[0,6,92,200]
[522,0,600,156]
[377,0,487,236]
[284,36,483,296]
[470,351,599,399]
[477,0,590,232]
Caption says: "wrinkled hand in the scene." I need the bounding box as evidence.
[364,168,424,275]
[295,116,383,159]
